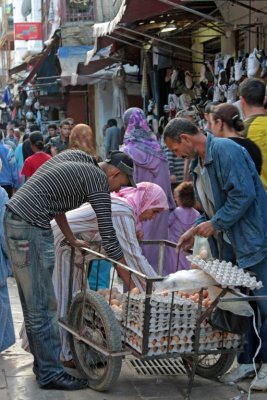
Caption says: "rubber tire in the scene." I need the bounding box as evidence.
[68,290,122,391]
[195,352,236,379]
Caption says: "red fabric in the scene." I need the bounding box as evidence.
[22,152,51,177]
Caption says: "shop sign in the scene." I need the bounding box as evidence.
[14,22,42,40]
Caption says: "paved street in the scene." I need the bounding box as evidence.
[0,277,266,400]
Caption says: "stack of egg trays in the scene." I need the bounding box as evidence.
[122,326,194,356]
[121,292,199,355]
[197,321,243,352]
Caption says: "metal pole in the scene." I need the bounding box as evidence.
[118,25,208,56]
[157,0,233,27]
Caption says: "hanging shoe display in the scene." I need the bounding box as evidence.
[226,83,238,104]
[255,49,267,79]
[234,59,242,82]
[218,68,227,85]
[247,48,260,77]
[185,71,194,90]
[213,85,221,102]
[214,53,223,77]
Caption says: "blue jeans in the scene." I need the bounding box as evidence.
[238,257,267,364]
[4,210,64,385]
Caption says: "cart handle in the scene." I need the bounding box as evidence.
[79,246,164,282]
[219,295,267,302]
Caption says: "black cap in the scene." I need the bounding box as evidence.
[105,150,136,187]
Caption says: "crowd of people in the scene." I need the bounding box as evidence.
[0,77,267,392]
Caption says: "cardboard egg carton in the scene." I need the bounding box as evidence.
[147,342,194,356]
[198,338,242,352]
[188,256,263,290]
[124,318,197,336]
[123,327,194,355]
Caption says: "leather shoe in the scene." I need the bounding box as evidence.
[40,372,89,390]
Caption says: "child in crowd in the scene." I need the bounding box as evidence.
[168,182,200,272]
[21,132,51,180]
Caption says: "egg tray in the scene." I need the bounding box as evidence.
[188,256,263,290]
[123,319,227,340]
[123,328,194,355]
[124,307,197,321]
[198,331,240,344]
[123,308,198,324]
[125,293,198,310]
[128,340,194,356]
[123,321,218,342]
[124,321,199,336]
[122,311,242,339]
[124,318,197,334]
[122,312,198,334]
[198,339,242,352]
[122,327,242,356]
[123,298,198,318]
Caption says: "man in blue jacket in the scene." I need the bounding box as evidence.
[0,131,20,198]
[164,117,267,390]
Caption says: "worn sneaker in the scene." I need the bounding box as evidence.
[193,83,202,98]
[251,363,267,390]
[226,83,238,103]
[255,49,266,64]
[205,62,214,82]
[213,85,221,102]
[185,70,193,89]
[199,63,207,83]
[223,54,233,69]
[218,68,227,85]
[234,60,242,81]
[260,56,267,79]
[214,53,223,76]
[247,48,260,77]
[219,363,257,384]
[241,56,248,77]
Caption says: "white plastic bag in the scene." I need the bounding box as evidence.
[192,235,213,260]
[208,286,254,316]
[154,269,217,294]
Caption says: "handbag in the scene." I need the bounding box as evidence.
[208,307,251,334]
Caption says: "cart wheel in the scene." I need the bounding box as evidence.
[195,353,236,379]
[68,290,122,391]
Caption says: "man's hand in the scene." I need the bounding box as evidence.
[69,238,89,248]
[193,221,215,237]
[177,226,195,252]
[50,146,58,157]
[136,230,144,240]
[114,257,135,290]
[170,174,177,183]
[117,256,126,266]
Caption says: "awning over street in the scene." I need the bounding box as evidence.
[121,0,180,23]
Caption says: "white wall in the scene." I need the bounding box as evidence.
[215,0,267,52]
[94,76,140,158]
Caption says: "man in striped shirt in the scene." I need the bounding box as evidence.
[3,149,135,391]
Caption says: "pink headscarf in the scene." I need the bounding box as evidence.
[111,182,169,232]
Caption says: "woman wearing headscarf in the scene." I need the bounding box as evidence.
[121,107,176,275]
[21,182,169,362]
[53,181,168,363]
[0,180,15,352]
[69,123,102,161]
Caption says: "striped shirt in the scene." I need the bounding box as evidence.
[21,198,160,356]
[8,150,123,260]
[162,145,184,184]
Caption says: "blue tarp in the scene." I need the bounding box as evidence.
[58,45,94,58]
